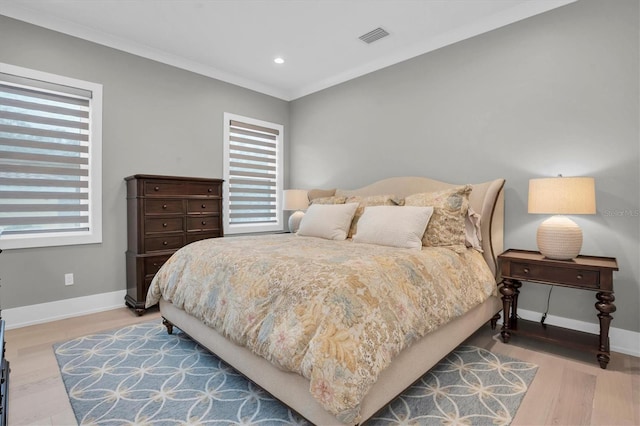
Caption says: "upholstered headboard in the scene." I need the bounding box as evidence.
[334,177,505,279]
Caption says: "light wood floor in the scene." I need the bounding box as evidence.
[5,307,639,425]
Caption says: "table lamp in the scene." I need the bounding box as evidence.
[528,176,596,260]
[283,189,308,233]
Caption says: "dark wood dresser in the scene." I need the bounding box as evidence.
[0,317,7,426]
[125,174,224,314]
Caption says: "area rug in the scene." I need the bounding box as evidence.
[54,321,537,425]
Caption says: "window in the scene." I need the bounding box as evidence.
[223,113,283,234]
[0,63,102,249]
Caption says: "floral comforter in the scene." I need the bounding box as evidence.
[146,234,496,423]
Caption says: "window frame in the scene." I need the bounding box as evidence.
[223,112,283,235]
[0,62,103,249]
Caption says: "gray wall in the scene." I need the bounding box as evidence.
[0,15,289,309]
[290,0,640,332]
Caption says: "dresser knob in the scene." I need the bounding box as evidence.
[163,241,168,246]
[577,274,583,280]
[162,223,168,227]
[201,221,206,225]
[154,186,160,191]
[523,268,530,274]
[208,188,213,193]
[162,204,167,209]
[201,204,206,209]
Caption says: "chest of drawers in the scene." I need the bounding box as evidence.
[125,174,224,314]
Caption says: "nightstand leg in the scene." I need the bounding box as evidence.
[595,292,616,369]
[499,279,516,343]
[510,280,522,327]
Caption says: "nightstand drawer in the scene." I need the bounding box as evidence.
[145,217,184,233]
[144,181,186,196]
[145,199,185,214]
[145,235,184,252]
[511,262,600,288]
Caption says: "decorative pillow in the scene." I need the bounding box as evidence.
[404,185,472,247]
[345,194,402,238]
[310,195,347,205]
[465,206,483,252]
[307,188,336,201]
[352,206,434,250]
[297,203,359,240]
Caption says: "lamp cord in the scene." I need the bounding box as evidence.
[540,285,554,328]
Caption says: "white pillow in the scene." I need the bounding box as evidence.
[297,203,359,240]
[352,206,434,250]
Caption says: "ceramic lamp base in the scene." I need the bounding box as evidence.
[536,215,583,260]
[288,210,305,233]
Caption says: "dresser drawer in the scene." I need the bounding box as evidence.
[145,235,184,252]
[186,231,221,244]
[187,215,220,231]
[187,199,219,214]
[188,182,221,196]
[145,199,184,215]
[511,262,600,289]
[144,254,173,275]
[144,180,186,196]
[145,217,184,233]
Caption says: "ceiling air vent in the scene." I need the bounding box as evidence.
[359,27,390,44]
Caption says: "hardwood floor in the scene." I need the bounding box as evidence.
[5,307,639,425]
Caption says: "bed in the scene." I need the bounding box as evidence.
[147,176,505,425]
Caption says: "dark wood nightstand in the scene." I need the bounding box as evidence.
[498,249,618,369]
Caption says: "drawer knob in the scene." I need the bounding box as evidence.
[154,186,160,191]
[577,274,583,280]
[208,188,213,193]
[201,204,206,208]
[523,267,530,274]
[163,241,168,246]
[153,263,159,267]
[201,221,206,225]
[162,223,168,227]
[162,204,168,209]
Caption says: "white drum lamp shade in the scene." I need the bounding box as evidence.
[528,176,596,260]
[283,189,309,233]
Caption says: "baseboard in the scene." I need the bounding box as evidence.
[3,293,639,358]
[512,308,639,358]
[3,290,127,330]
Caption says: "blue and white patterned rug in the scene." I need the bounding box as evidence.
[54,321,537,425]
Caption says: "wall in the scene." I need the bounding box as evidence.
[0,16,289,310]
[290,0,640,333]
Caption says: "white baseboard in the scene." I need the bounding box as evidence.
[513,308,639,358]
[3,292,639,358]
[3,290,127,330]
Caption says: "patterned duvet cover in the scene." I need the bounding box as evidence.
[146,234,496,423]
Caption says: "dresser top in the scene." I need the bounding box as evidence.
[125,174,224,183]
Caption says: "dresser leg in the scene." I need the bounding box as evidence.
[595,292,616,369]
[499,279,516,343]
[510,280,522,327]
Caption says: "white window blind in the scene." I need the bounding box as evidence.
[0,63,102,249]
[223,113,283,234]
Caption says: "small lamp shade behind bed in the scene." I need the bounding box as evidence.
[283,189,309,233]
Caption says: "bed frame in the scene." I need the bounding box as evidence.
[160,176,506,425]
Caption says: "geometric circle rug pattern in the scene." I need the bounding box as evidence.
[54,321,537,425]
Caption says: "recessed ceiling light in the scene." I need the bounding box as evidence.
[274,57,285,64]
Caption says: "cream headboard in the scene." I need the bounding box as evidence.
[335,177,506,279]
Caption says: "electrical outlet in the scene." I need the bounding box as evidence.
[65,273,74,286]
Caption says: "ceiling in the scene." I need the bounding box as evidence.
[1,0,575,101]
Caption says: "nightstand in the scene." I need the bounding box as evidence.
[498,249,618,369]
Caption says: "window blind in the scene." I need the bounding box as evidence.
[227,119,280,227]
[0,78,91,237]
